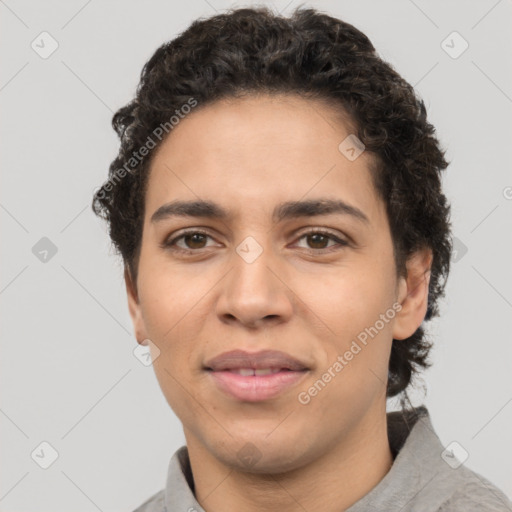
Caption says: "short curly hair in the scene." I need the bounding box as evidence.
[92,5,452,398]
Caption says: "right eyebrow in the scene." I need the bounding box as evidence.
[151,200,229,223]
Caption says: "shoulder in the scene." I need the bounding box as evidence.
[382,407,512,512]
[436,466,512,512]
[132,489,165,512]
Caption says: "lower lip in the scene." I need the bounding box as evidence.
[208,370,308,402]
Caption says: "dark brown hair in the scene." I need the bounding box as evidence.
[92,5,452,398]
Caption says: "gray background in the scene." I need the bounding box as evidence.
[1,0,511,510]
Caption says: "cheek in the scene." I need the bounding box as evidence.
[144,304,207,421]
[137,255,202,337]
[301,261,395,336]
[303,261,396,386]
[136,269,201,390]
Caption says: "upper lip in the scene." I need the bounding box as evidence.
[204,349,309,371]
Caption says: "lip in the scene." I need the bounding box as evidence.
[204,349,310,402]
[204,349,309,372]
[208,370,308,401]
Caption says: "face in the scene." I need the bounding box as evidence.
[126,94,431,473]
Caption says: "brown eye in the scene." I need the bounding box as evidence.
[305,233,330,249]
[294,229,348,252]
[163,230,216,252]
[181,233,208,249]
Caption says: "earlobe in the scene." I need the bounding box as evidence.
[124,267,149,345]
[392,247,433,341]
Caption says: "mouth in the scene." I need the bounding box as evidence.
[220,367,294,376]
[204,350,310,402]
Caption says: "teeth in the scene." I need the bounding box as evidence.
[230,368,282,376]
[254,368,275,376]
[237,368,255,376]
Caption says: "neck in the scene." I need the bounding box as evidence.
[185,406,393,512]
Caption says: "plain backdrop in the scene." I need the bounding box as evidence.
[1,0,511,510]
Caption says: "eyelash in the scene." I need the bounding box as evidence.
[162,228,349,255]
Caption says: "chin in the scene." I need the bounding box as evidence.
[212,434,314,475]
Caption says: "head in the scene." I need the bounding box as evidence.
[92,6,452,471]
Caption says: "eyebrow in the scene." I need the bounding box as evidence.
[150,198,370,225]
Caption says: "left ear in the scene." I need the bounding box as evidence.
[392,246,433,341]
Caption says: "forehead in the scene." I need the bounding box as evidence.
[145,94,384,227]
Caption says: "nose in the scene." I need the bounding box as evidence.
[215,244,293,329]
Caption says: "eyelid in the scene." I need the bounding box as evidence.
[294,226,347,241]
[162,226,349,253]
[292,227,349,250]
[162,228,217,249]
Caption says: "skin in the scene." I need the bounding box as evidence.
[125,93,432,512]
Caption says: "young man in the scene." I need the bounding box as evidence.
[92,6,512,512]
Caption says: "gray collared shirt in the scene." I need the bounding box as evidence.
[133,406,512,511]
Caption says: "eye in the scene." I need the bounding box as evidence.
[162,228,349,254]
[163,230,217,253]
[293,229,349,252]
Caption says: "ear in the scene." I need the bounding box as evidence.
[392,246,433,341]
[124,267,149,346]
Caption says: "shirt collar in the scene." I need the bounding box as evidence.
[347,405,449,511]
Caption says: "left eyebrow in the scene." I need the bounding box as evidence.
[150,198,370,225]
[273,199,370,225]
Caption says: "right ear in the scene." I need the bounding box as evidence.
[124,267,149,345]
